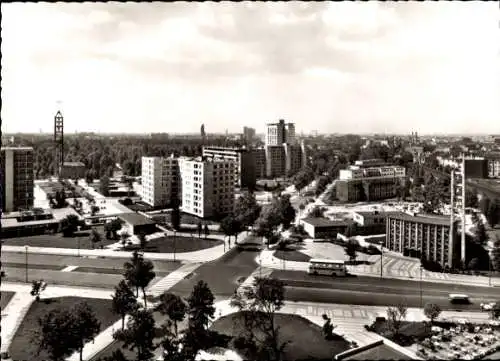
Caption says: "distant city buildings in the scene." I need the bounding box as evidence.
[486,152,500,178]
[1,147,35,212]
[242,126,256,144]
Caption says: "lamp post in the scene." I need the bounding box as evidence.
[489,258,492,287]
[77,237,80,257]
[420,265,423,308]
[173,230,177,262]
[380,241,384,279]
[25,245,29,283]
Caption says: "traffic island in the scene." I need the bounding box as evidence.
[274,250,311,263]
[140,236,223,253]
[210,311,351,361]
[8,296,119,361]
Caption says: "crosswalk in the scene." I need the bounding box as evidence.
[147,262,202,297]
[237,267,274,294]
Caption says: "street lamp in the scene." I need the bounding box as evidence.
[24,245,29,283]
[380,241,384,279]
[488,257,492,287]
[173,230,177,262]
[77,237,80,257]
[420,265,423,308]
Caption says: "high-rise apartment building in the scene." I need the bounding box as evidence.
[141,155,180,207]
[202,146,256,189]
[179,157,236,218]
[243,126,256,144]
[266,119,287,146]
[1,147,35,212]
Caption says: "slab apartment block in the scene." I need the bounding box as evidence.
[1,147,35,212]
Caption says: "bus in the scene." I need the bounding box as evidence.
[449,294,470,304]
[308,259,347,277]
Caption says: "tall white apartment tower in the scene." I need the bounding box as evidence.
[141,155,180,207]
[266,119,287,146]
[179,157,236,219]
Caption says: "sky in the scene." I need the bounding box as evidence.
[1,2,499,135]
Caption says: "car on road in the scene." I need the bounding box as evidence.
[480,302,496,311]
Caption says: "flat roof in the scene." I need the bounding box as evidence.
[354,211,387,217]
[387,212,450,226]
[1,146,33,151]
[302,217,350,227]
[119,212,156,226]
[337,341,413,360]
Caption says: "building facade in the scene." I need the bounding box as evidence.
[385,212,456,268]
[243,126,256,144]
[1,147,34,212]
[179,157,236,219]
[202,146,256,189]
[141,155,180,207]
[486,153,500,178]
[60,161,86,179]
[464,159,489,179]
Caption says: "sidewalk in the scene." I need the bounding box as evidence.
[1,230,248,263]
[257,249,500,288]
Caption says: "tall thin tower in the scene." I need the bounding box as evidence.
[451,154,466,266]
[54,110,64,178]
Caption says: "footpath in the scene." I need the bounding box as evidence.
[258,249,500,288]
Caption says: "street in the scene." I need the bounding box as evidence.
[272,270,500,311]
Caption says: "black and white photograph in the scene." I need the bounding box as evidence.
[1,1,499,361]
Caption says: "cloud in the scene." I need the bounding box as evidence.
[1,2,498,134]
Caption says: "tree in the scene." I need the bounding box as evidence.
[465,189,479,209]
[113,309,156,361]
[91,205,100,216]
[480,196,491,217]
[486,200,499,228]
[235,191,262,230]
[59,214,80,237]
[491,301,500,320]
[112,280,139,330]
[54,190,67,208]
[35,308,76,361]
[156,292,186,337]
[473,217,488,245]
[386,304,407,336]
[171,208,181,231]
[31,279,46,301]
[277,194,296,229]
[491,236,500,272]
[100,175,110,196]
[345,238,358,262]
[197,222,202,238]
[105,218,123,240]
[203,224,209,239]
[468,257,479,270]
[121,231,130,247]
[423,303,441,325]
[138,232,147,250]
[219,215,244,247]
[72,301,101,361]
[309,206,325,218]
[123,251,156,307]
[95,349,129,361]
[90,228,102,249]
[231,277,287,361]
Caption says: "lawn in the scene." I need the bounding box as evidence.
[274,250,311,262]
[143,236,223,253]
[74,266,170,277]
[367,319,432,347]
[9,296,120,361]
[2,226,117,250]
[1,291,15,311]
[210,311,351,361]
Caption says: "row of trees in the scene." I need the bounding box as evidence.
[254,194,296,247]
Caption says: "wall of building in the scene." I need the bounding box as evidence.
[1,147,34,212]
[464,159,489,179]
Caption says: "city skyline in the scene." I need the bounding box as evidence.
[1,2,499,135]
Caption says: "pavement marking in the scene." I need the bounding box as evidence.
[61,265,79,272]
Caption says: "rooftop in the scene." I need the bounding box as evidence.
[63,161,85,167]
[335,340,414,360]
[1,146,34,151]
[119,212,156,226]
[302,217,350,227]
[386,212,450,226]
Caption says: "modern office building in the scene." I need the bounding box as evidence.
[178,157,236,219]
[243,126,256,144]
[486,153,500,178]
[1,147,35,212]
[60,161,86,179]
[385,212,456,268]
[141,155,180,207]
[336,164,406,202]
[202,146,256,189]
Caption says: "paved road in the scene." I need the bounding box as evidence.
[272,270,500,311]
[168,247,260,298]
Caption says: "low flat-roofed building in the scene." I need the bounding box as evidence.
[118,212,157,235]
[300,217,351,239]
[335,339,418,360]
[60,162,86,179]
[352,210,389,235]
